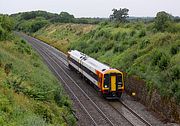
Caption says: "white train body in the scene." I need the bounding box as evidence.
[67,50,124,98]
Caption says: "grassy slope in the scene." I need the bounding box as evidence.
[33,22,180,104]
[0,35,76,125]
[34,23,96,53]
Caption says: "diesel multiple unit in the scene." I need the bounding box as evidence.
[67,50,124,98]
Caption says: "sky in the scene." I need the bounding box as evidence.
[0,0,180,18]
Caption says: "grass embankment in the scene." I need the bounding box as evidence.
[0,14,76,125]
[33,23,96,53]
[0,35,76,125]
[34,22,180,104]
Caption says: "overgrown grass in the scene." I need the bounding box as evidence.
[34,21,180,104]
[0,35,76,125]
[33,23,96,53]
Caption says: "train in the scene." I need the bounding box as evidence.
[67,50,124,99]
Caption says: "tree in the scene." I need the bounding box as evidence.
[0,15,14,40]
[154,11,173,32]
[110,8,129,22]
[59,12,74,23]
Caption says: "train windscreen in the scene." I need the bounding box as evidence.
[104,74,110,88]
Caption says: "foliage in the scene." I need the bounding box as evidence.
[15,17,49,33]
[12,10,102,26]
[36,20,180,104]
[154,11,173,32]
[0,26,76,125]
[0,15,14,40]
[110,8,129,22]
[11,10,58,21]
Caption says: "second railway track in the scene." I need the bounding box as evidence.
[19,33,153,126]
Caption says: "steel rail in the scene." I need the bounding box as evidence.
[39,46,115,126]
[28,39,115,126]
[28,40,99,126]
[20,33,153,126]
[120,100,152,126]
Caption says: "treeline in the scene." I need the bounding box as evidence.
[12,10,103,33]
[12,10,180,34]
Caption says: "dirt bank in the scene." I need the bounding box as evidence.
[125,76,180,124]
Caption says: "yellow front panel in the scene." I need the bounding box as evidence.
[111,76,116,91]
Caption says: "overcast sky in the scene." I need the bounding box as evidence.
[0,0,180,17]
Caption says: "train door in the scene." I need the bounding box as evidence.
[111,76,116,91]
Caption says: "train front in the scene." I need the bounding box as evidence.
[102,69,124,99]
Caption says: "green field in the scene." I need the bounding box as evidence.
[0,15,76,126]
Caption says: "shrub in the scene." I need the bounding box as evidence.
[130,30,136,36]
[151,51,162,66]
[100,21,109,26]
[152,51,170,70]
[4,63,13,76]
[113,44,125,53]
[138,29,146,38]
[158,54,169,70]
[113,23,120,28]
[95,29,111,39]
[139,39,149,49]
[34,103,53,123]
[66,114,76,126]
[170,44,180,55]
[104,41,114,51]
[121,32,127,40]
[131,53,138,60]
[170,67,180,80]
[128,39,137,46]
[15,39,32,54]
[113,32,121,41]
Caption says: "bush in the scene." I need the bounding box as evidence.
[104,41,114,51]
[170,44,180,55]
[139,39,149,49]
[151,51,162,66]
[158,54,169,70]
[121,32,127,40]
[151,51,170,70]
[113,32,121,41]
[130,30,136,36]
[113,44,125,53]
[138,29,146,38]
[170,67,180,80]
[4,63,13,75]
[15,39,32,54]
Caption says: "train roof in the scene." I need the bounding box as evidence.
[68,50,110,72]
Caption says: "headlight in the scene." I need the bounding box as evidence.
[105,85,107,88]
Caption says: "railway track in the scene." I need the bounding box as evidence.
[108,101,152,126]
[18,33,153,126]
[20,34,115,126]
